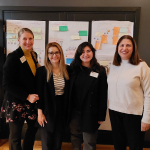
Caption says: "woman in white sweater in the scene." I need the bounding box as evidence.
[107,35,150,150]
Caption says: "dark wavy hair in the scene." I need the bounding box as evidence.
[70,42,101,72]
[113,35,141,66]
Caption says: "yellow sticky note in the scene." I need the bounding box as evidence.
[32,28,42,33]
[118,33,129,39]
[113,27,120,36]
[34,34,42,40]
[96,32,103,37]
[95,40,101,50]
[113,36,118,45]
[100,61,109,66]
[101,35,107,43]
[71,35,81,40]
[51,26,59,31]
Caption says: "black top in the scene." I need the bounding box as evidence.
[68,65,108,132]
[73,66,91,111]
[0,47,38,121]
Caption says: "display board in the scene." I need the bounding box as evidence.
[6,20,46,66]
[49,21,89,64]
[92,21,134,67]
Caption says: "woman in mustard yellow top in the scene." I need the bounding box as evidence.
[0,28,40,150]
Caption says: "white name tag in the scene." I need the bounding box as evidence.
[20,56,26,63]
[90,71,99,78]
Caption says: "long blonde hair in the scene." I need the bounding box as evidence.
[18,28,34,39]
[44,42,69,82]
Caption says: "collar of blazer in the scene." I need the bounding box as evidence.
[70,71,95,104]
[16,47,36,77]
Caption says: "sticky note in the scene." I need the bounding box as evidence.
[100,61,109,66]
[32,28,42,33]
[79,31,88,36]
[119,27,128,33]
[118,33,129,39]
[51,26,59,31]
[113,27,120,36]
[7,33,17,39]
[113,36,118,45]
[59,26,68,31]
[96,32,103,37]
[34,34,42,40]
[101,35,107,43]
[95,40,101,50]
[71,35,81,40]
[66,58,73,64]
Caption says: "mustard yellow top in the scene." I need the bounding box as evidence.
[21,47,36,76]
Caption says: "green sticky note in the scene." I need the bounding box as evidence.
[119,27,128,33]
[59,26,68,31]
[79,31,88,36]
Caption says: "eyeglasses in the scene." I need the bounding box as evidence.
[48,51,60,56]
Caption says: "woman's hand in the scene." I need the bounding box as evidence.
[38,109,47,127]
[27,94,39,103]
[141,122,150,131]
[98,121,103,125]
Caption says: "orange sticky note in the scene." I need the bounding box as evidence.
[113,36,118,45]
[101,35,107,43]
[113,27,120,36]
[95,40,101,49]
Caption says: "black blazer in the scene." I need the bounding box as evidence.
[3,47,37,104]
[35,66,69,132]
[68,66,108,132]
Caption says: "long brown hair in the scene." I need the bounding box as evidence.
[113,35,141,66]
[44,42,69,82]
[70,42,101,73]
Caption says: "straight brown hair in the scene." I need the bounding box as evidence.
[44,42,69,82]
[113,35,141,66]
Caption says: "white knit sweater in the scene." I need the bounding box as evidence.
[107,60,150,124]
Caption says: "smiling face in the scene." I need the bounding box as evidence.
[48,46,61,65]
[80,46,93,67]
[18,32,34,50]
[118,39,133,60]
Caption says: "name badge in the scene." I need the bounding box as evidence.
[90,71,99,78]
[20,56,26,63]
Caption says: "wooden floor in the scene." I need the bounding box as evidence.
[0,140,150,150]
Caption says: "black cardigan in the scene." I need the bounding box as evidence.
[68,66,108,132]
[35,66,70,132]
[3,47,37,104]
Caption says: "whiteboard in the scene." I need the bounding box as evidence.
[92,21,134,66]
[49,21,89,64]
[6,20,46,66]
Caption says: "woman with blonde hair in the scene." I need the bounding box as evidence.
[36,42,69,150]
[0,28,40,150]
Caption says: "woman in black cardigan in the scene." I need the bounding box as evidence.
[0,28,40,150]
[36,42,69,150]
[69,42,108,150]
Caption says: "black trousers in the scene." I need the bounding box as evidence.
[70,111,98,150]
[9,118,38,150]
[40,95,65,150]
[109,109,145,150]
